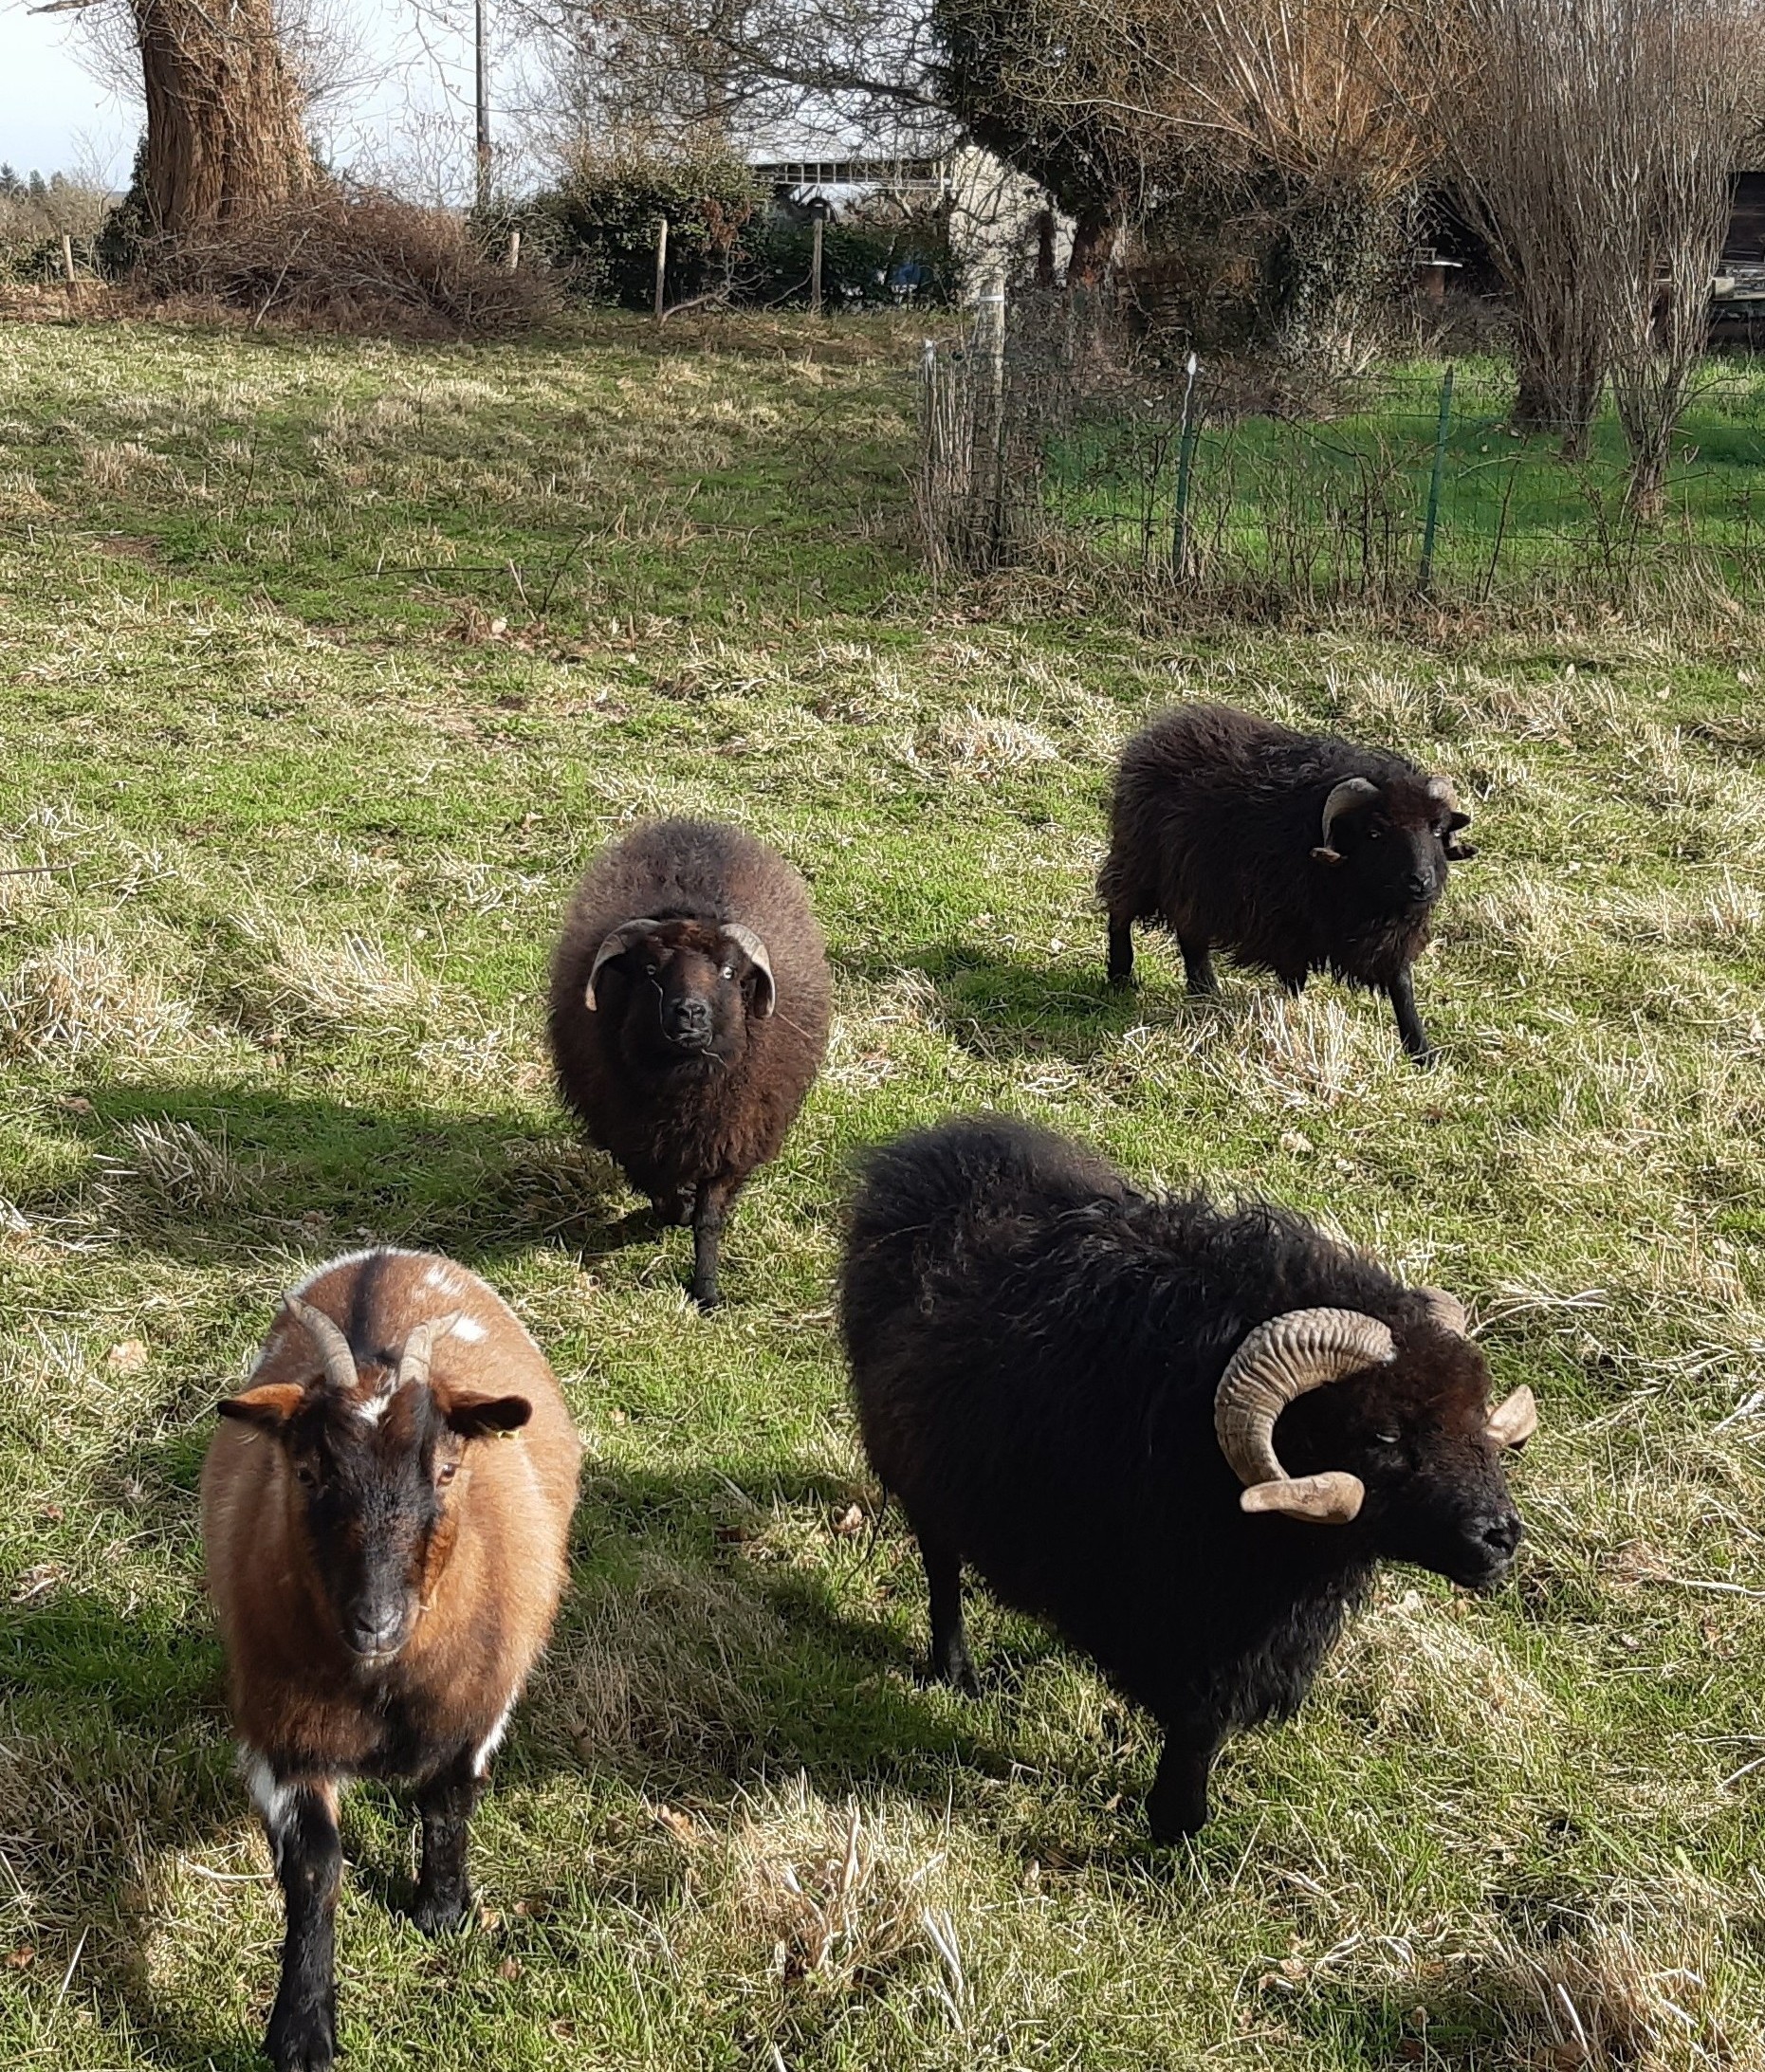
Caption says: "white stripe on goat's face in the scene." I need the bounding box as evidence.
[351,1381,405,1426]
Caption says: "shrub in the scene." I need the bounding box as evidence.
[143,184,554,337]
[527,145,762,308]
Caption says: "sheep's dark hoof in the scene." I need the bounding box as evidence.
[1106,969,1136,993]
[410,1884,471,1938]
[266,1992,337,2072]
[1407,1045,1438,1072]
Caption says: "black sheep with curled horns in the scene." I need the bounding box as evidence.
[840,1115,1536,1842]
[1098,703,1477,1065]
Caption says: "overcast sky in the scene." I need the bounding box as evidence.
[1,0,499,192]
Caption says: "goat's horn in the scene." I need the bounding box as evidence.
[584,918,664,1010]
[1314,777,1381,863]
[1215,1307,1396,1524]
[1425,775,1460,809]
[395,1312,465,1392]
[1486,1384,1537,1449]
[279,1293,359,1394]
[1417,1286,1470,1335]
[723,922,776,1018]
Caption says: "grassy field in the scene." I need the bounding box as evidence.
[1045,358,1765,599]
[2,308,1765,2070]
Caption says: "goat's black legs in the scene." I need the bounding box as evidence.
[690,1180,734,1309]
[921,1538,980,1696]
[1178,933,1218,997]
[263,1778,342,2072]
[1107,918,1135,988]
[1387,967,1435,1068]
[1146,1727,1222,1843]
[412,1752,482,1936]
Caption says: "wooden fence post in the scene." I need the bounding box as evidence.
[61,233,76,286]
[506,229,521,273]
[653,216,669,323]
[811,211,825,317]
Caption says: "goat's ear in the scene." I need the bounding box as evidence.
[445,1392,533,1439]
[217,1382,307,1434]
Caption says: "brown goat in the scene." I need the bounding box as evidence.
[202,1248,580,2072]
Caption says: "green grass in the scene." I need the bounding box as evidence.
[3,308,1765,2070]
[1046,357,1765,598]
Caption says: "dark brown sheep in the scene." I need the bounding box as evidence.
[202,1249,580,2072]
[547,817,832,1306]
[1098,704,1476,1065]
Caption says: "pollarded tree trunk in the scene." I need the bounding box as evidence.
[133,0,312,236]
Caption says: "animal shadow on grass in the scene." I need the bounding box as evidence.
[26,1077,654,1274]
[843,941,1226,1071]
[518,1458,1014,1809]
[0,1583,259,2066]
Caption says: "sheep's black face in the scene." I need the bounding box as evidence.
[1277,1341,1525,1590]
[606,922,763,1069]
[1325,778,1471,920]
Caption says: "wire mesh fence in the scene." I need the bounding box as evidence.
[917,289,1765,609]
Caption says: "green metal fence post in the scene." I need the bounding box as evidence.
[1417,363,1454,594]
[1171,351,1200,578]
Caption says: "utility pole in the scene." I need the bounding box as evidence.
[474,0,492,215]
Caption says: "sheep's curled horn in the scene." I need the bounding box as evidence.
[1312,777,1380,864]
[1426,774,1479,860]
[1214,1298,1540,1525]
[1416,1285,1537,1447]
[583,918,665,1010]
[1214,1308,1393,1522]
[722,923,777,1018]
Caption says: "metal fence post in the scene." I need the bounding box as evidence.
[1417,364,1454,594]
[1171,352,1200,578]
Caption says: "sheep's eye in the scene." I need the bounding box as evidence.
[295,1462,319,1491]
[435,1460,458,1487]
[1373,1430,1401,1448]
[720,964,735,981]
[644,963,658,978]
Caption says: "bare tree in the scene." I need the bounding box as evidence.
[957,0,1452,356]
[1595,0,1760,511]
[1439,0,1760,468]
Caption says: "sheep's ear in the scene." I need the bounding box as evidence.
[217,1383,307,1434]
[585,919,664,1010]
[1444,811,1477,861]
[723,924,776,1018]
[445,1392,532,1439]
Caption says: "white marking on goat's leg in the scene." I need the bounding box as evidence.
[244,1748,295,1855]
[472,1696,516,1777]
